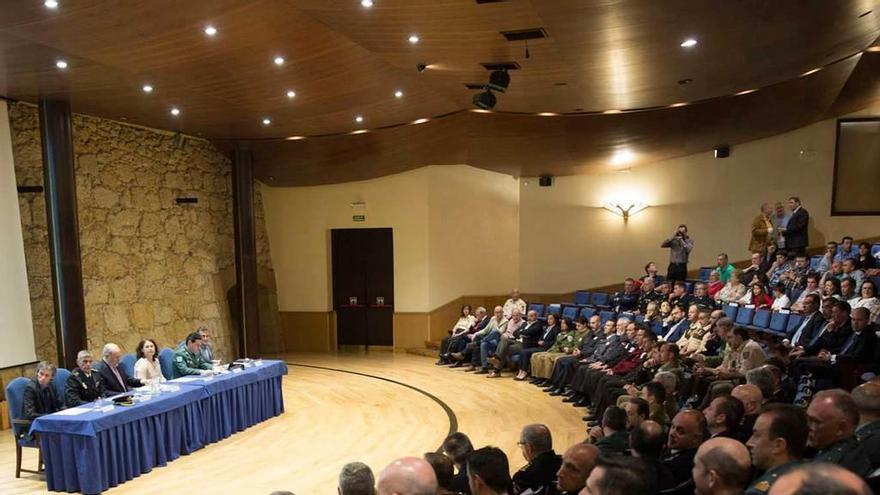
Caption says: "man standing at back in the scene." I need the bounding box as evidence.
[771,202,790,251]
[780,197,808,256]
[503,290,527,320]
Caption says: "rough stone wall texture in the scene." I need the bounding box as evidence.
[8,102,281,366]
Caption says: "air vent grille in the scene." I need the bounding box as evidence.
[481,61,521,71]
[500,28,548,42]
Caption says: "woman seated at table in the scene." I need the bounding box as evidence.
[134,338,166,384]
[22,361,62,420]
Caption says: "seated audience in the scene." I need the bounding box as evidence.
[377,457,438,495]
[668,282,693,311]
[585,456,654,495]
[424,453,454,495]
[610,278,639,313]
[556,443,599,494]
[852,380,880,475]
[707,271,724,300]
[503,290,527,319]
[338,462,376,495]
[852,280,880,324]
[766,254,791,287]
[806,389,869,477]
[745,403,808,495]
[741,252,767,284]
[738,283,773,309]
[731,384,763,441]
[466,447,510,495]
[630,420,674,490]
[660,304,689,343]
[789,274,820,313]
[442,432,475,494]
[511,424,562,494]
[662,409,707,488]
[856,242,877,271]
[65,350,105,407]
[703,394,745,439]
[691,437,753,495]
[715,273,747,305]
[134,338,166,384]
[173,332,214,377]
[837,236,859,262]
[816,241,837,274]
[787,294,825,347]
[715,253,735,284]
[770,284,790,311]
[98,342,143,393]
[22,361,62,422]
[779,255,810,291]
[769,462,872,495]
[516,313,559,380]
[438,304,477,364]
[491,309,542,378]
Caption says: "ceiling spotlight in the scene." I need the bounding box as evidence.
[408,34,420,44]
[735,88,757,96]
[274,56,285,66]
[55,59,68,69]
[170,107,181,116]
[411,118,429,125]
[603,109,622,114]
[204,25,217,36]
[355,115,364,123]
[801,67,821,77]
[610,149,636,166]
[350,129,369,135]
[394,90,404,98]
[680,38,698,48]
[487,69,511,93]
[142,84,153,93]
[286,90,296,98]
[285,136,306,141]
[669,102,688,107]
[471,109,493,114]
[262,118,272,126]
[44,0,58,8]
[416,63,428,73]
[361,0,373,6]
[472,89,497,110]
[537,112,558,116]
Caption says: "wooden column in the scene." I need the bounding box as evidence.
[232,146,260,358]
[39,98,87,370]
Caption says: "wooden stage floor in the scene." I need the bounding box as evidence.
[0,352,586,494]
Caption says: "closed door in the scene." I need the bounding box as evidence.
[331,228,394,347]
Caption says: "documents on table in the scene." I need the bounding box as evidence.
[53,407,91,416]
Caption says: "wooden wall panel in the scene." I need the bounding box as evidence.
[280,311,333,352]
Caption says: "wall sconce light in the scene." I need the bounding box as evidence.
[603,200,648,221]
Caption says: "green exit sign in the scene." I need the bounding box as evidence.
[352,215,366,222]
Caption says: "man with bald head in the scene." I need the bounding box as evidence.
[806,389,869,477]
[377,457,438,495]
[768,463,872,495]
[512,424,562,494]
[853,380,880,474]
[556,443,599,495]
[467,447,511,495]
[663,409,707,488]
[692,437,753,495]
[732,384,763,441]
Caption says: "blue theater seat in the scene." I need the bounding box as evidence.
[590,292,609,306]
[723,304,739,320]
[579,306,596,320]
[698,267,714,281]
[528,303,545,317]
[785,314,804,334]
[599,310,617,325]
[769,312,789,334]
[561,305,579,321]
[735,307,755,326]
[574,291,591,306]
[751,309,771,329]
[546,304,562,317]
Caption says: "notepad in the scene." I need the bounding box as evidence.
[54,407,91,416]
[173,376,203,383]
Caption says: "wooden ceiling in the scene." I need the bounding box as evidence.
[2,1,880,185]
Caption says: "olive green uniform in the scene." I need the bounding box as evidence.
[813,436,870,477]
[173,346,213,378]
[745,460,801,495]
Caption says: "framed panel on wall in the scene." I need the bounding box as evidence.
[832,117,880,216]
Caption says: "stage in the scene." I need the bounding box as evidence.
[0,352,585,494]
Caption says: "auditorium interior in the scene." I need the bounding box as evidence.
[3,1,880,495]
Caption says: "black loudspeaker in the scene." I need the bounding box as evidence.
[714,145,730,158]
[539,175,553,187]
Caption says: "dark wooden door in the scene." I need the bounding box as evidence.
[331,228,394,347]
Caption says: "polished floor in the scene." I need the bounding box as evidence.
[0,352,586,494]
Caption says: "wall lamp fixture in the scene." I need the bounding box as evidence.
[603,200,648,221]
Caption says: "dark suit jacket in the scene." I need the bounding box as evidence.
[539,324,561,351]
[857,421,880,471]
[596,430,629,456]
[806,322,853,356]
[662,447,698,487]
[22,378,62,420]
[512,450,562,494]
[788,311,825,347]
[784,207,809,249]
[96,360,143,394]
[837,324,877,365]
[449,466,471,495]
[471,315,490,334]
[663,318,689,343]
[519,320,545,347]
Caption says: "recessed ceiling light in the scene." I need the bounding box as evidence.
[285,136,306,141]
[603,109,622,114]
[274,56,285,66]
[735,88,758,96]
[361,0,374,7]
[610,149,636,166]
[394,90,404,98]
[55,59,68,69]
[408,34,420,44]
[204,25,217,36]
[350,129,369,135]
[537,112,558,116]
[411,118,429,125]
[801,67,821,76]
[44,0,58,9]
[262,118,272,126]
[669,102,688,107]
[470,109,492,113]
[286,90,296,99]
[142,84,153,93]
[170,107,181,116]
[680,38,698,48]
[355,115,364,123]
[866,46,880,52]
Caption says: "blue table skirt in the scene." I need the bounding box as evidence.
[32,360,287,494]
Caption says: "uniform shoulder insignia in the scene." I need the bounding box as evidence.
[176,356,184,362]
[754,480,770,492]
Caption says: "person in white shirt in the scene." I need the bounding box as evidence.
[770,283,790,311]
[502,289,527,319]
[853,280,880,324]
[134,338,166,384]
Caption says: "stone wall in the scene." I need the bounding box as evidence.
[8,102,280,366]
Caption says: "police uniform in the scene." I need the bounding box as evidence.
[173,346,213,378]
[745,460,801,495]
[814,436,870,477]
[856,421,880,472]
[64,367,106,407]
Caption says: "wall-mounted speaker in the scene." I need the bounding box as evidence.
[714,145,730,158]
[539,175,553,187]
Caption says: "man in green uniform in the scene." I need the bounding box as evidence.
[744,404,807,494]
[173,332,214,378]
[806,389,870,477]
[65,350,106,407]
[853,380,880,475]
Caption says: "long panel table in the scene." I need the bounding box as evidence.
[31,360,288,494]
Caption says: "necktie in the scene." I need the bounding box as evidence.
[807,323,829,348]
[109,364,126,391]
[791,313,813,346]
[839,332,859,356]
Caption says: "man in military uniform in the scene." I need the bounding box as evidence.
[692,437,752,495]
[852,381,880,475]
[65,350,106,407]
[173,332,214,378]
[511,424,562,494]
[745,404,807,495]
[806,389,870,477]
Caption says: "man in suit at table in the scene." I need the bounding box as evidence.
[780,197,809,256]
[97,343,143,394]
